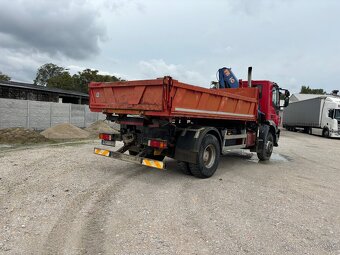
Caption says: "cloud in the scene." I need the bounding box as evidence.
[139,59,208,87]
[1,0,339,94]
[103,0,146,13]
[228,0,291,16]
[0,48,51,82]
[0,0,106,60]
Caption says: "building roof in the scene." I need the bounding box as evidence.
[289,93,325,103]
[0,80,88,97]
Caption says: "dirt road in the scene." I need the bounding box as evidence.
[0,131,340,254]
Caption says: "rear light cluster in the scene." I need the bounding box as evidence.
[148,139,167,149]
[99,133,112,141]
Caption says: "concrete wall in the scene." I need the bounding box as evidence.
[0,98,105,130]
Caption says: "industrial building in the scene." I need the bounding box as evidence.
[0,80,89,104]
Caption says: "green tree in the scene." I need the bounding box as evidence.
[34,63,124,93]
[34,63,66,86]
[73,69,123,93]
[0,71,11,81]
[300,85,326,94]
[47,72,75,91]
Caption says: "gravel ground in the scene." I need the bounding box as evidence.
[0,131,339,255]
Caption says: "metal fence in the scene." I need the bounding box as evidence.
[0,98,105,130]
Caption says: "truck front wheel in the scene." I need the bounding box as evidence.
[322,128,330,138]
[257,132,274,161]
[189,134,220,178]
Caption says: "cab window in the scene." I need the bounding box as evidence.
[328,109,334,118]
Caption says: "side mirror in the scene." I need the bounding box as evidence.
[283,97,289,107]
[279,88,290,108]
[280,97,290,108]
[284,97,289,107]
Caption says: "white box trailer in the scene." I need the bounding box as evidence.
[283,96,340,138]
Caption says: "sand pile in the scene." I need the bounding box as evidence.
[85,120,119,135]
[0,128,51,144]
[41,123,89,139]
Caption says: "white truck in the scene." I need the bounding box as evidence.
[283,96,340,138]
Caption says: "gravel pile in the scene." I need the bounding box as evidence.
[40,123,90,139]
[0,128,51,144]
[85,120,117,135]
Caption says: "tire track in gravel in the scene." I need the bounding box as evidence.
[42,165,150,255]
[78,166,151,255]
[177,179,216,254]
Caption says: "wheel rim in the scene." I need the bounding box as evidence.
[203,144,216,168]
[266,140,273,156]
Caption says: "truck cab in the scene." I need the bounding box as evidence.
[322,97,340,137]
[239,80,286,144]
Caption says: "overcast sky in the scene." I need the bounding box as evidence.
[0,0,339,93]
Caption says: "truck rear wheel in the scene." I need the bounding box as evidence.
[257,132,273,161]
[189,134,220,178]
[177,161,191,175]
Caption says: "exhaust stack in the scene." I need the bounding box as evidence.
[248,67,252,88]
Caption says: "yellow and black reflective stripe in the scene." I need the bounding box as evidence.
[94,148,110,157]
[142,159,164,169]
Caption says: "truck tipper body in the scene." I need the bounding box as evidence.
[89,69,290,178]
[283,96,340,138]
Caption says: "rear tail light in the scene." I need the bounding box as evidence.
[148,139,167,149]
[99,133,112,141]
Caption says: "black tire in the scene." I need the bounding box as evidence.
[189,134,220,178]
[177,161,191,175]
[129,150,138,156]
[322,128,330,138]
[257,132,274,161]
[308,127,313,135]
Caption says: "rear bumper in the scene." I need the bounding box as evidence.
[94,148,165,169]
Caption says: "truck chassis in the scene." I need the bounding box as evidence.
[90,74,287,178]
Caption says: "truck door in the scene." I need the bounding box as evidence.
[269,85,280,126]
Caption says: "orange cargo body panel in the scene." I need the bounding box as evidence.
[89,77,259,122]
[89,79,166,112]
[170,81,258,121]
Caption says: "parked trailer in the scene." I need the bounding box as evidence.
[283,96,340,138]
[90,71,290,178]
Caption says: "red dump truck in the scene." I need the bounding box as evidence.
[89,68,290,178]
